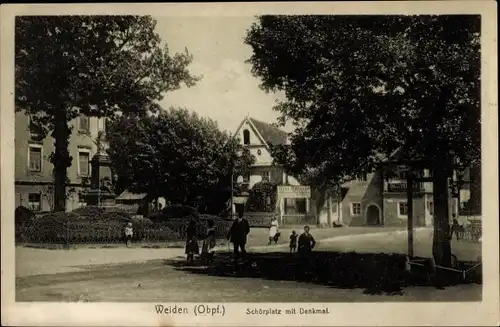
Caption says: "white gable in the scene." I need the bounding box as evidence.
[234,119,272,166]
[235,119,264,146]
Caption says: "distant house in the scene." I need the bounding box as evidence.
[335,153,481,227]
[234,117,481,227]
[115,190,167,215]
[234,116,299,187]
[234,117,311,222]
[115,190,148,214]
[15,111,108,212]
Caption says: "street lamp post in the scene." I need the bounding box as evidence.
[230,150,243,219]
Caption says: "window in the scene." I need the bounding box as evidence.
[79,115,90,132]
[351,203,361,216]
[28,115,41,137]
[399,202,408,216]
[101,118,107,133]
[243,129,250,145]
[428,201,434,215]
[261,171,270,182]
[28,145,42,172]
[78,150,90,176]
[28,193,41,212]
[78,194,87,208]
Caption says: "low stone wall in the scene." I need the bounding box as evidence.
[245,212,316,227]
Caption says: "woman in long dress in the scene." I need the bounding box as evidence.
[268,216,279,245]
[201,219,216,265]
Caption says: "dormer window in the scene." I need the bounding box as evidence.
[243,129,250,145]
[79,115,90,133]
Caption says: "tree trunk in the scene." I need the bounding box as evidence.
[432,165,452,267]
[51,113,72,212]
[469,163,482,215]
[314,189,327,227]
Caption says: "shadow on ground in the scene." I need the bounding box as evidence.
[165,251,482,296]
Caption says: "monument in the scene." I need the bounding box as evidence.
[84,131,116,206]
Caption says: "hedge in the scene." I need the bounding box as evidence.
[16,209,233,244]
[15,206,36,227]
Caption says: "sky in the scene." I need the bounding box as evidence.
[153,16,288,134]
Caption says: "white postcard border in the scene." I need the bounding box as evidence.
[1,2,498,326]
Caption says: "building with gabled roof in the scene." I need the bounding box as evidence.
[234,116,298,184]
[234,116,481,227]
[234,116,311,223]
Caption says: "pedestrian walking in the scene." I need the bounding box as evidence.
[297,225,316,279]
[227,210,250,263]
[185,219,199,263]
[268,215,280,244]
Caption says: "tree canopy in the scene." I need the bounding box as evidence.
[246,15,480,183]
[245,15,481,266]
[15,16,199,211]
[106,108,255,214]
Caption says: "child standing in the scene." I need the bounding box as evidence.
[124,222,133,247]
[185,220,199,263]
[201,219,217,265]
[289,230,298,253]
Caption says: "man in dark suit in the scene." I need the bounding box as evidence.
[227,209,250,261]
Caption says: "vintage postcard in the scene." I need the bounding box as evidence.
[1,1,498,326]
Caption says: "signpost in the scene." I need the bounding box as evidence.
[277,185,311,198]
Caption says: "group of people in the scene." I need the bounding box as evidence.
[267,215,316,255]
[187,211,317,265]
[185,218,217,265]
[122,211,317,266]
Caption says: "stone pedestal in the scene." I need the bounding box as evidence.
[84,152,116,206]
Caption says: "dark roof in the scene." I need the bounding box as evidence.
[116,190,147,201]
[249,117,288,146]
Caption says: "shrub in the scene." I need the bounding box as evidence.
[72,206,132,222]
[245,182,277,212]
[15,206,35,227]
[16,207,231,244]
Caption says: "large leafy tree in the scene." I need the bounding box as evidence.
[15,16,198,211]
[106,108,255,214]
[245,15,480,266]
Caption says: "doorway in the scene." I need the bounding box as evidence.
[366,204,381,225]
